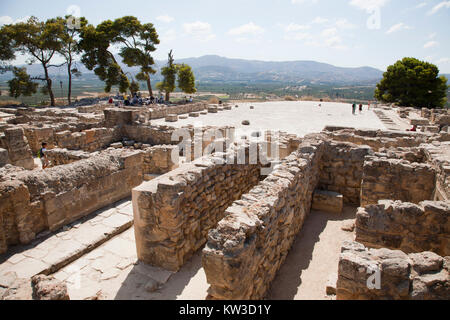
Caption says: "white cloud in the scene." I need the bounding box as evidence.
[350,0,389,11]
[424,41,439,48]
[415,2,427,9]
[228,22,265,36]
[428,32,437,39]
[156,15,174,23]
[284,23,310,32]
[292,0,319,4]
[386,22,412,34]
[183,21,215,41]
[428,1,450,15]
[0,15,30,26]
[321,27,338,37]
[436,57,450,64]
[284,32,311,41]
[335,18,356,29]
[161,29,176,43]
[312,17,328,24]
[0,16,13,25]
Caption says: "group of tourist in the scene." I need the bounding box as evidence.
[108,93,166,107]
[107,93,194,107]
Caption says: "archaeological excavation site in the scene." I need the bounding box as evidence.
[0,102,449,300]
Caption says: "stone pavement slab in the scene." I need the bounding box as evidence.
[0,198,134,280]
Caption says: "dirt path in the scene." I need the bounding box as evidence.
[267,206,356,300]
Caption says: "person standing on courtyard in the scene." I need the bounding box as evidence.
[352,103,356,115]
[359,104,363,113]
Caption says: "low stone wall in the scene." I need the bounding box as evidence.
[337,241,449,300]
[123,124,178,145]
[45,148,91,167]
[355,200,450,256]
[318,141,373,205]
[0,128,34,170]
[0,148,8,167]
[54,127,121,152]
[422,142,450,201]
[23,126,56,155]
[142,145,179,175]
[132,145,264,272]
[360,156,436,206]
[323,127,434,151]
[0,149,143,254]
[77,104,109,114]
[202,137,324,300]
[148,103,206,119]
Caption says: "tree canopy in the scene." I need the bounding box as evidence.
[8,67,38,98]
[79,20,130,93]
[115,16,160,96]
[177,64,197,95]
[1,16,65,106]
[157,50,177,101]
[375,57,448,109]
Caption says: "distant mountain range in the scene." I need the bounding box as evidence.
[2,55,385,85]
[2,55,448,86]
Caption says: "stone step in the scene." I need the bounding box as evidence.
[0,198,134,279]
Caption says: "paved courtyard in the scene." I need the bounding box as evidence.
[152,101,387,137]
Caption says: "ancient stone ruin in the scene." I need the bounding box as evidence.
[0,102,449,300]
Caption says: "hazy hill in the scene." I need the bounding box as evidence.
[2,55,385,85]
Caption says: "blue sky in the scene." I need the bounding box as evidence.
[1,0,449,72]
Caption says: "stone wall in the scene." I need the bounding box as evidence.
[0,128,34,170]
[123,124,178,146]
[142,145,179,175]
[318,141,373,205]
[132,145,264,272]
[54,127,121,152]
[337,241,449,300]
[45,148,91,167]
[202,137,324,300]
[422,142,450,201]
[355,200,450,256]
[323,127,434,151]
[148,103,206,119]
[360,156,436,206]
[0,149,143,254]
[0,148,8,167]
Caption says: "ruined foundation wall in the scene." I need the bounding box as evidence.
[355,200,450,256]
[318,141,373,205]
[45,148,91,167]
[422,142,450,201]
[202,137,324,300]
[142,145,179,175]
[323,127,434,151]
[148,103,206,119]
[54,127,121,152]
[337,241,450,300]
[132,146,263,272]
[360,156,436,206]
[0,128,34,170]
[0,150,143,254]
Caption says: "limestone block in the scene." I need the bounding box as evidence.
[189,112,200,118]
[312,190,344,214]
[165,114,178,122]
[337,241,449,300]
[410,118,429,126]
[208,106,218,113]
[0,148,9,167]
